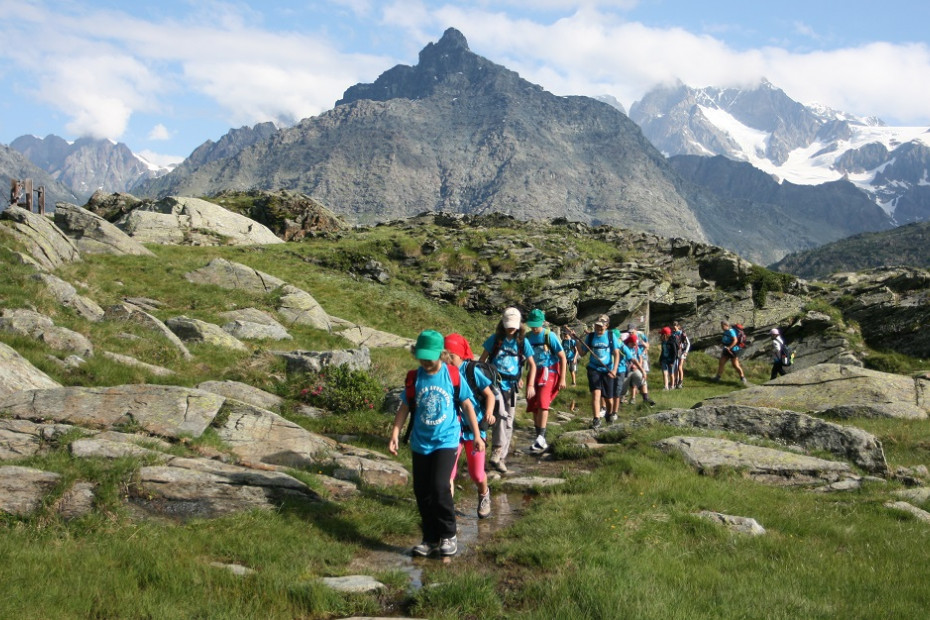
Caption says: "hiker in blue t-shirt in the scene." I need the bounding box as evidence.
[524,309,567,455]
[713,320,747,384]
[561,327,580,386]
[389,330,483,558]
[479,307,537,473]
[580,314,619,429]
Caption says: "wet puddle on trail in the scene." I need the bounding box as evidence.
[349,488,533,591]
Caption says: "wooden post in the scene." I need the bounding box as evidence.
[36,186,45,215]
[24,178,33,212]
[9,179,21,206]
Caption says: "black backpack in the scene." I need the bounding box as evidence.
[462,360,505,431]
[780,339,794,366]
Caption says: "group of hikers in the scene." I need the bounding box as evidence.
[388,309,792,558]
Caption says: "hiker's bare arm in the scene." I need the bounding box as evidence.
[389,403,409,455]
[558,350,568,388]
[478,350,489,363]
[482,386,495,426]
[460,400,485,452]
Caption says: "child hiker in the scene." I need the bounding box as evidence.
[444,333,494,519]
[524,309,567,454]
[389,329,484,558]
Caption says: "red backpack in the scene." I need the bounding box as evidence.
[732,324,748,349]
[402,363,461,443]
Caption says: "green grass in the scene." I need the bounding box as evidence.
[6,223,930,618]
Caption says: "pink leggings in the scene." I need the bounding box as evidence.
[450,439,487,486]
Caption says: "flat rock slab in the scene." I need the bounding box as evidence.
[701,363,928,419]
[69,437,172,462]
[0,205,80,270]
[0,465,61,516]
[696,510,766,535]
[101,351,175,377]
[319,575,385,593]
[885,501,930,523]
[0,418,77,459]
[130,456,319,519]
[656,436,852,483]
[196,380,284,412]
[334,323,415,349]
[0,384,225,438]
[638,405,888,475]
[499,476,567,491]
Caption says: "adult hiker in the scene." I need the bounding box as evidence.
[524,309,567,454]
[672,319,690,389]
[770,328,789,380]
[560,326,581,386]
[713,320,747,384]
[444,333,494,519]
[479,307,536,473]
[389,330,484,558]
[659,326,679,390]
[580,314,619,429]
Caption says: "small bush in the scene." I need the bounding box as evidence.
[295,364,385,414]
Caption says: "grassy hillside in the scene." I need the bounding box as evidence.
[3,225,930,619]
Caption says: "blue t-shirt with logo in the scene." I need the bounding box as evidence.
[482,334,535,392]
[561,337,577,362]
[401,363,474,455]
[585,331,616,371]
[722,328,740,351]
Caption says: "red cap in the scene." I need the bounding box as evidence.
[444,333,474,360]
[661,326,672,336]
[625,333,638,345]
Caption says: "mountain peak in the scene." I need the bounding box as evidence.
[423,27,469,57]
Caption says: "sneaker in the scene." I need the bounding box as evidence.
[477,491,491,519]
[741,376,748,385]
[490,458,508,473]
[711,375,721,383]
[646,398,656,406]
[412,541,437,557]
[591,417,602,430]
[529,435,548,453]
[439,536,458,557]
[605,412,616,424]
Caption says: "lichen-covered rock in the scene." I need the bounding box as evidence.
[0,341,60,398]
[0,466,61,516]
[0,205,80,270]
[54,202,155,256]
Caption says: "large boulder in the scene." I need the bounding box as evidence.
[0,466,62,516]
[115,196,283,246]
[700,364,929,419]
[53,203,155,256]
[278,347,372,375]
[0,341,61,398]
[639,405,888,474]
[30,273,105,322]
[0,309,93,357]
[165,316,249,352]
[0,205,81,270]
[195,380,284,413]
[0,385,225,439]
[0,418,77,459]
[103,302,193,360]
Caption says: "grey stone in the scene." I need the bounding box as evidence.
[320,575,385,593]
[222,320,292,341]
[185,258,286,294]
[195,380,284,413]
[54,203,155,256]
[885,501,930,523]
[334,323,416,349]
[69,437,171,461]
[166,316,248,351]
[276,284,331,331]
[279,347,372,375]
[0,205,81,271]
[54,482,96,520]
[101,351,175,377]
[0,384,224,439]
[499,476,567,491]
[103,302,192,360]
[0,341,61,398]
[209,562,255,577]
[0,466,61,516]
[656,436,853,483]
[695,510,766,535]
[0,418,77,459]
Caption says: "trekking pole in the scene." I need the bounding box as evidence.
[567,327,598,357]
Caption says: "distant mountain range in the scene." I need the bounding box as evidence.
[4,28,927,268]
[629,79,930,224]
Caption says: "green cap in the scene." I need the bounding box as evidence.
[526,308,545,328]
[414,329,444,361]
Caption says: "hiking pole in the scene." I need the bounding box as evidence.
[567,326,599,357]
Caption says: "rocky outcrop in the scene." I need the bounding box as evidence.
[115,196,283,246]
[0,205,81,270]
[0,341,61,397]
[334,321,416,349]
[0,308,94,357]
[0,466,62,516]
[103,302,193,360]
[30,273,105,322]
[700,364,929,420]
[638,405,888,474]
[100,351,175,377]
[185,259,331,331]
[219,308,292,340]
[195,380,284,413]
[53,202,155,256]
[165,316,249,352]
[278,347,372,375]
[0,418,76,459]
[656,436,854,484]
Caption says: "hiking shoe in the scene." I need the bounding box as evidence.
[646,398,657,406]
[477,491,491,519]
[740,376,748,385]
[605,413,616,424]
[412,541,437,557]
[439,536,458,557]
[591,417,602,430]
[711,375,721,383]
[529,435,548,453]
[491,459,508,473]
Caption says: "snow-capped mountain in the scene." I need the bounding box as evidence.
[629,79,930,222]
[9,135,174,201]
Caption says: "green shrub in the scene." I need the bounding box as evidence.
[746,265,796,308]
[295,364,385,414]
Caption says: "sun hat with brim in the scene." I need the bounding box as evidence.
[526,308,546,327]
[502,307,522,329]
[414,329,445,361]
[444,333,474,360]
[594,314,609,327]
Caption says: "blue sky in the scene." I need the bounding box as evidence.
[2,0,928,167]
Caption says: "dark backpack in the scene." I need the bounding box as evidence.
[462,360,505,431]
[732,324,748,350]
[780,339,794,366]
[402,363,461,443]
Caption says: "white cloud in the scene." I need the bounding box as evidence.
[148,124,172,140]
[136,149,185,169]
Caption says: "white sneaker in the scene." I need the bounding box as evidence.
[477,491,491,519]
[439,536,458,557]
[529,435,547,453]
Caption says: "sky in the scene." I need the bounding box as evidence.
[1,0,929,168]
